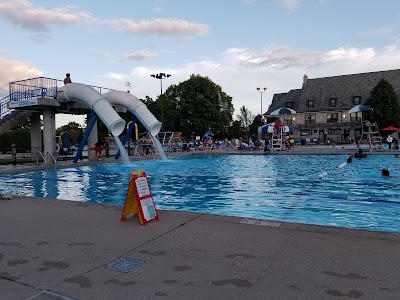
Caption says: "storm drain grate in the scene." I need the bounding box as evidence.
[105,257,145,273]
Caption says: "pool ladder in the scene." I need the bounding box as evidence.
[36,151,57,170]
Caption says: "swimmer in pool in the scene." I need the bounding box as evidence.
[353,148,367,158]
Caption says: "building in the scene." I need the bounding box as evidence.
[265,69,400,144]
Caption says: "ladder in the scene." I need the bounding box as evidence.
[271,126,284,151]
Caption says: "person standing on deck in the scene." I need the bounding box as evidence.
[64,73,72,85]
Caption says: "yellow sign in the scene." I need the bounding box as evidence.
[121,170,159,225]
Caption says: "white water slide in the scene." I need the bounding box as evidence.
[57,83,161,136]
[102,90,161,136]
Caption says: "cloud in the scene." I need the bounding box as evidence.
[358,26,394,38]
[274,0,300,9]
[0,0,93,32]
[0,1,209,40]
[88,48,113,59]
[123,51,158,61]
[102,18,210,37]
[153,0,165,13]
[242,0,256,4]
[0,57,43,97]
[234,46,379,70]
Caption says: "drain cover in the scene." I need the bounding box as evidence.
[105,257,145,273]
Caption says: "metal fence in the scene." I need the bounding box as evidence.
[1,76,115,122]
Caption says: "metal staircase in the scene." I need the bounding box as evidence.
[0,95,33,135]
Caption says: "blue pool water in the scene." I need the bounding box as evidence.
[1,154,400,233]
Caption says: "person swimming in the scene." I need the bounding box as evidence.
[382,169,390,176]
[353,148,367,158]
[338,156,352,168]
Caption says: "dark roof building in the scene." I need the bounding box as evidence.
[267,69,400,114]
[264,69,400,145]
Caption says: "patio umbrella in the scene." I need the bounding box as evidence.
[348,104,373,113]
[262,122,292,133]
[269,107,296,115]
[381,126,400,131]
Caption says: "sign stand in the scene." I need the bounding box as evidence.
[121,170,159,225]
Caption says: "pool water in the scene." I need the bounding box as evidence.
[1,154,400,233]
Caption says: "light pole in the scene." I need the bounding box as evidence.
[151,73,171,132]
[125,82,131,93]
[257,87,267,121]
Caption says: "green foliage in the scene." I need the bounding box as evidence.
[159,74,234,137]
[226,120,244,138]
[237,106,254,132]
[365,79,400,128]
[0,128,31,150]
[56,121,85,143]
[249,115,262,136]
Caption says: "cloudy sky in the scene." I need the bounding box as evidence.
[1,0,400,128]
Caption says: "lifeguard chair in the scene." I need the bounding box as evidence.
[271,119,286,151]
[357,120,382,150]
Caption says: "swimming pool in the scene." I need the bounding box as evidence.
[1,154,399,233]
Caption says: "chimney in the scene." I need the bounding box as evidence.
[303,74,308,85]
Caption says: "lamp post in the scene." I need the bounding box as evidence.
[257,87,267,122]
[151,73,171,132]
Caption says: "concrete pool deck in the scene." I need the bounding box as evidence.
[1,146,400,299]
[1,196,400,300]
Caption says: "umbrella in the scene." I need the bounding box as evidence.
[381,126,400,131]
[348,104,373,114]
[262,122,292,133]
[269,107,296,115]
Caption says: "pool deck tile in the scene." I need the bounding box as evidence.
[1,196,400,300]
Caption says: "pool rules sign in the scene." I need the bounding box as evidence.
[121,170,159,225]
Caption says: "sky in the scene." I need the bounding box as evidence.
[1,0,400,128]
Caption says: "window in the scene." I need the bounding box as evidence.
[350,112,362,122]
[329,98,337,107]
[284,118,293,125]
[353,96,361,105]
[300,130,312,136]
[305,114,316,124]
[285,102,293,108]
[327,113,338,123]
[307,100,315,108]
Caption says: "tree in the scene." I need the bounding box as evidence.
[249,115,262,136]
[365,79,400,128]
[163,74,234,137]
[0,128,30,151]
[226,120,244,138]
[56,121,85,144]
[237,106,254,132]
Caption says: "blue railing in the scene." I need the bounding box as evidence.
[9,77,60,101]
[1,76,115,127]
[8,76,114,102]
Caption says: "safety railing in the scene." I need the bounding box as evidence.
[36,151,47,170]
[8,77,114,103]
[1,76,115,129]
[47,152,57,169]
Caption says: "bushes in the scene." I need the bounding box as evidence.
[0,129,31,151]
